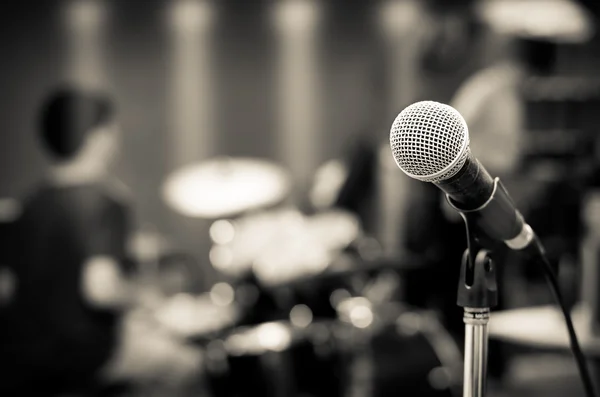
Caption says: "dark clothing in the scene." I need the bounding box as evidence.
[0,182,131,395]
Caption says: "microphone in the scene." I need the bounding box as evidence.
[389,100,536,251]
[389,105,598,397]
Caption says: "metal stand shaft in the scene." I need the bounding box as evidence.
[456,244,497,397]
[447,179,513,397]
[463,307,489,397]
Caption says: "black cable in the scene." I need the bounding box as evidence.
[538,253,597,397]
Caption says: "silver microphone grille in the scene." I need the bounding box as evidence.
[389,101,470,183]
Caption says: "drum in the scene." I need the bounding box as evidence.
[367,311,462,397]
[205,304,462,397]
[335,299,463,397]
[205,321,345,397]
[208,208,363,324]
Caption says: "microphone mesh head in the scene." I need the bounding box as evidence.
[390,101,470,183]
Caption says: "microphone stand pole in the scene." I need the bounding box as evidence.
[455,213,499,397]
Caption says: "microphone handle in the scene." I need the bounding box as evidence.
[435,154,494,210]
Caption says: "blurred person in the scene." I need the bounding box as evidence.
[416,0,490,102]
[435,0,595,380]
[0,86,203,396]
[450,34,547,313]
[319,0,491,335]
[460,0,597,307]
[440,25,526,382]
[386,0,549,382]
[401,0,592,326]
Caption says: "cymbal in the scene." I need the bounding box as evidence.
[489,304,600,355]
[478,0,594,43]
[162,157,291,218]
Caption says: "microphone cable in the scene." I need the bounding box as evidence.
[537,250,597,397]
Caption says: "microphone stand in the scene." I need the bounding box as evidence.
[449,196,502,397]
[456,239,497,397]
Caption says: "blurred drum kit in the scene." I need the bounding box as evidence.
[140,156,464,397]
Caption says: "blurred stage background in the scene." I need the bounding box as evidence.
[2,0,600,396]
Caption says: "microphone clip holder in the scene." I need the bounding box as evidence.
[456,212,498,311]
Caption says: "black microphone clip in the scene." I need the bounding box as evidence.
[446,177,525,245]
[452,196,499,309]
[446,177,518,309]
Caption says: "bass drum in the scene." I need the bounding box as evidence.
[338,305,463,397]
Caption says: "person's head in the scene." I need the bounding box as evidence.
[38,86,118,173]
[419,0,483,74]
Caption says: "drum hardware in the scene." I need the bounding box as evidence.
[196,284,463,397]
[156,162,465,397]
[206,208,364,325]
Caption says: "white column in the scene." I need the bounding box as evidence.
[375,0,425,258]
[63,0,109,89]
[378,0,425,114]
[167,0,216,170]
[272,0,322,203]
